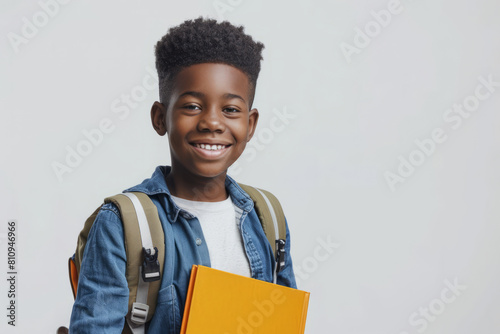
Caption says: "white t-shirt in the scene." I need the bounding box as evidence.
[170,195,252,278]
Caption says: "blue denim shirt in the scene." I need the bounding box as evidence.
[70,166,296,333]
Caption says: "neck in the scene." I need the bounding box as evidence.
[165,166,228,202]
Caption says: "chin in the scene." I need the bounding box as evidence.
[191,165,229,179]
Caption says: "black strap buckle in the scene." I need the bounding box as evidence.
[142,247,161,282]
[275,239,286,273]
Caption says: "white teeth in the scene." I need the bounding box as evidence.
[195,144,226,151]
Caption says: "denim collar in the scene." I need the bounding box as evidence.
[123,166,254,223]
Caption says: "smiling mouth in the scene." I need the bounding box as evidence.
[192,143,230,151]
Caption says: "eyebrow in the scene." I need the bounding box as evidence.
[179,91,205,99]
[222,93,246,103]
[178,91,246,103]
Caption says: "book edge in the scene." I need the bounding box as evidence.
[179,264,199,333]
[299,292,311,334]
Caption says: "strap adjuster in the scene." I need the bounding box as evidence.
[275,239,286,273]
[142,247,161,282]
[130,302,149,325]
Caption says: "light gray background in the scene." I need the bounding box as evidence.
[1,0,499,333]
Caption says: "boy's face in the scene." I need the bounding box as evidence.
[151,63,259,180]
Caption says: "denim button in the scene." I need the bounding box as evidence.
[195,238,202,246]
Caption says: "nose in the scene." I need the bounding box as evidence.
[197,106,225,133]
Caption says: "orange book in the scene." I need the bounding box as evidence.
[180,265,310,334]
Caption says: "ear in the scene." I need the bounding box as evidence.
[246,108,259,142]
[151,101,167,136]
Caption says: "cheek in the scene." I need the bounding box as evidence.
[167,115,188,142]
[166,127,187,156]
[232,121,250,142]
[233,130,251,156]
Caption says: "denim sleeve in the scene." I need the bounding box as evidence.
[276,218,297,289]
[70,203,129,333]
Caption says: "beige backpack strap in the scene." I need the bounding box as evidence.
[72,192,164,333]
[75,205,103,275]
[104,192,164,332]
[238,184,287,282]
[72,206,104,301]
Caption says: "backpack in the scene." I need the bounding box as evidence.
[68,184,287,334]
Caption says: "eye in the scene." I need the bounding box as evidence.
[183,104,201,111]
[223,107,240,113]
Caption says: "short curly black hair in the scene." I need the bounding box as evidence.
[154,17,265,107]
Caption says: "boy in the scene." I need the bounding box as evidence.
[70,17,296,333]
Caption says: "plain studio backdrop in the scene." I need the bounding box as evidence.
[1,0,500,333]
